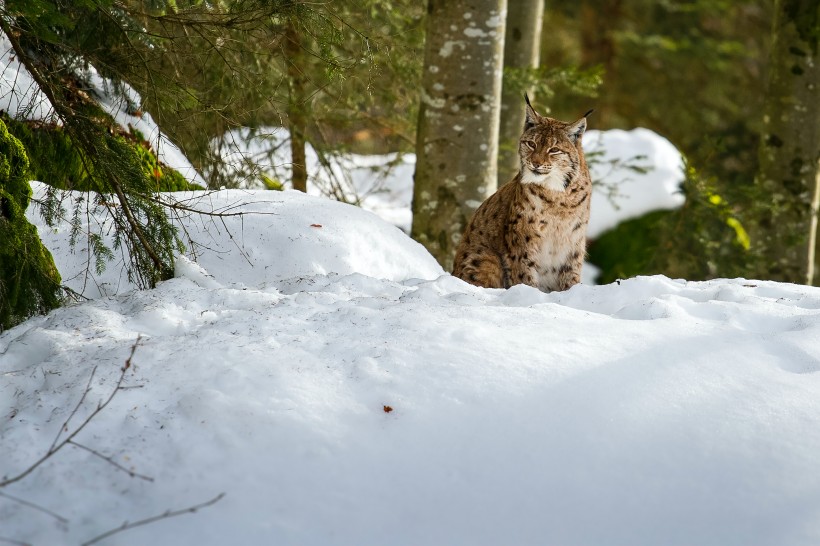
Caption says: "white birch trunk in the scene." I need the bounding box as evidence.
[411,0,507,270]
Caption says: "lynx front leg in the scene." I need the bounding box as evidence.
[507,252,538,288]
[453,247,507,289]
[504,223,539,288]
[554,251,584,291]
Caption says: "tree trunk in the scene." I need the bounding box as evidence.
[285,15,308,193]
[497,0,543,188]
[751,0,820,284]
[412,0,507,271]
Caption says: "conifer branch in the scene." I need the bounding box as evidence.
[0,15,173,287]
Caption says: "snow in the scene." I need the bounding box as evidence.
[28,184,442,299]
[4,181,820,545]
[85,71,206,187]
[215,126,684,239]
[0,40,55,122]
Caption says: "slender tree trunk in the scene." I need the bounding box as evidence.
[412,0,507,270]
[751,0,820,284]
[285,16,308,193]
[497,0,543,187]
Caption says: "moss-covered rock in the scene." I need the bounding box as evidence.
[0,118,63,331]
[1,114,201,192]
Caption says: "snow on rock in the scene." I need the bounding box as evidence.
[585,128,685,238]
[26,182,443,299]
[83,71,206,187]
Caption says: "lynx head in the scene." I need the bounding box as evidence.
[519,95,589,192]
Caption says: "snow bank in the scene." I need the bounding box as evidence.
[585,128,685,238]
[2,270,820,545]
[27,183,443,298]
[5,179,820,546]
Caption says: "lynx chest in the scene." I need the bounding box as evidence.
[506,183,588,291]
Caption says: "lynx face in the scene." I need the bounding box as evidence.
[518,108,586,193]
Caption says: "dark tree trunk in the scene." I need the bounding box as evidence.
[285,16,308,193]
[751,0,820,284]
[497,0,543,188]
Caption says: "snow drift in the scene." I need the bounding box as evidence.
[3,183,820,546]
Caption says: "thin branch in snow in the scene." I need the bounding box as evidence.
[0,490,68,524]
[67,440,154,482]
[48,365,99,453]
[80,493,226,546]
[0,336,141,488]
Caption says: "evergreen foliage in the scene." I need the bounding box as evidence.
[0,118,62,330]
[542,1,772,282]
[199,0,427,190]
[589,162,750,283]
[0,0,295,289]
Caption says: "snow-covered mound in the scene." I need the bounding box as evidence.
[27,183,443,298]
[5,180,820,546]
[3,271,820,545]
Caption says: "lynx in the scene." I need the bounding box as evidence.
[452,96,592,292]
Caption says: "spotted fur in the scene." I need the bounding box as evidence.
[452,97,592,292]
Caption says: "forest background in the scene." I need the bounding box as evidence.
[1,0,818,330]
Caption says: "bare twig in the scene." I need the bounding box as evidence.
[0,337,141,488]
[0,490,68,524]
[81,493,226,546]
[48,366,98,453]
[67,440,154,482]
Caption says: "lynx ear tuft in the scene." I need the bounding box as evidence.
[567,117,587,143]
[523,93,539,131]
[583,108,595,118]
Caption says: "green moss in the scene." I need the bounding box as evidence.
[129,128,202,192]
[2,114,202,192]
[0,118,63,331]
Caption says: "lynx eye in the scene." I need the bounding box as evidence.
[522,140,536,151]
[548,148,564,156]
